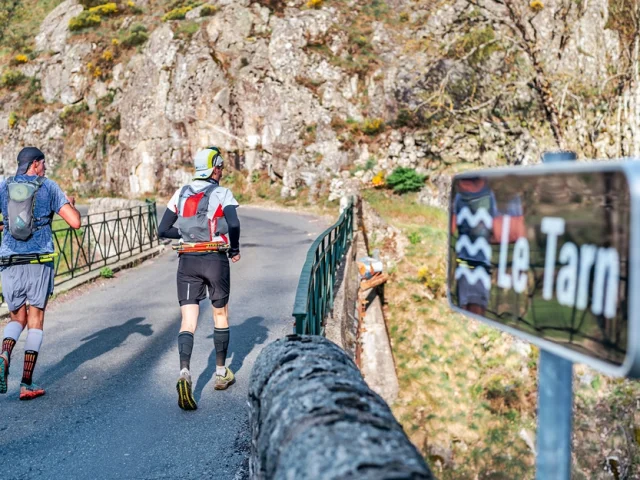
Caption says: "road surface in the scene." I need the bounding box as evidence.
[0,207,327,480]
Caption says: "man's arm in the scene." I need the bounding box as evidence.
[58,196,81,229]
[158,209,181,239]
[223,205,240,262]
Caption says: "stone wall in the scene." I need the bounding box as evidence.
[248,334,434,480]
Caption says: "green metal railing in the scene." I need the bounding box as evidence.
[292,199,354,335]
[0,201,159,303]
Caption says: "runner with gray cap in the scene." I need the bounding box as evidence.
[0,147,81,400]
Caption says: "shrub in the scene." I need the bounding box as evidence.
[386,167,426,194]
[121,24,149,47]
[0,70,26,87]
[100,267,114,278]
[408,231,421,245]
[8,112,18,129]
[69,11,101,31]
[201,4,216,16]
[88,2,118,15]
[101,49,114,61]
[361,118,384,136]
[162,6,193,21]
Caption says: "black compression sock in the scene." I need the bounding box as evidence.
[178,332,194,371]
[21,351,39,385]
[2,338,16,358]
[214,327,230,367]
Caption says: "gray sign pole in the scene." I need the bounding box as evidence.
[535,151,576,480]
[535,350,573,479]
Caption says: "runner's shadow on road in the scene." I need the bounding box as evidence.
[193,316,268,402]
[42,317,153,386]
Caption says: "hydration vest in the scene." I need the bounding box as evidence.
[175,183,229,243]
[5,176,46,241]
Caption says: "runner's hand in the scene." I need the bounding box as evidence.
[231,254,241,263]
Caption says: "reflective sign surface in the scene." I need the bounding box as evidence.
[449,171,630,366]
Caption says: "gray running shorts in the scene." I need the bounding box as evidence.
[1,263,55,311]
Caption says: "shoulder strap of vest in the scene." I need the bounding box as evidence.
[34,176,46,187]
[196,184,219,215]
[176,185,194,214]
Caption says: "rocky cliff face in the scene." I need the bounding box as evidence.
[0,0,636,201]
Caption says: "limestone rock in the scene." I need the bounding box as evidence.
[40,44,91,105]
[418,173,451,211]
[35,0,83,54]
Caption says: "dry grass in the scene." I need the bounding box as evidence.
[363,189,640,479]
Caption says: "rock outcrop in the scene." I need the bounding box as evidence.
[0,0,636,203]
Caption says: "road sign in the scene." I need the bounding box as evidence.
[448,160,640,377]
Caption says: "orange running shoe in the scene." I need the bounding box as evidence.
[19,383,45,400]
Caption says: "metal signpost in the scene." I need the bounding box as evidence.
[447,155,640,479]
[535,151,576,480]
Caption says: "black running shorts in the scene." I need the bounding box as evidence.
[176,253,230,307]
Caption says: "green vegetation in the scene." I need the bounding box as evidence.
[99,266,114,278]
[386,167,426,194]
[162,1,202,22]
[8,111,18,128]
[176,21,200,39]
[0,0,62,53]
[69,11,102,31]
[448,26,500,65]
[69,2,120,31]
[361,118,384,135]
[200,4,216,16]
[121,24,149,48]
[0,69,26,87]
[364,188,640,477]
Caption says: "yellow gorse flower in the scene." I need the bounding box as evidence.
[530,0,544,11]
[88,3,118,15]
[372,171,386,187]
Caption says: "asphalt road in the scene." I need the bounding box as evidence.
[0,207,327,480]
